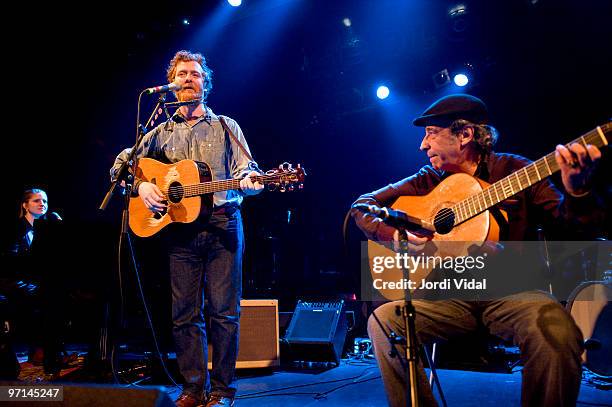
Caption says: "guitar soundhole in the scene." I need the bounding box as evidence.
[434,208,455,235]
[167,182,184,204]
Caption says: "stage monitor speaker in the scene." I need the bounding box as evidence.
[1,384,175,407]
[208,299,279,369]
[283,300,348,365]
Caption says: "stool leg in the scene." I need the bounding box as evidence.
[428,342,436,386]
[422,343,447,407]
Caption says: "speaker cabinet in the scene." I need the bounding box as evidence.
[283,300,348,365]
[208,299,279,369]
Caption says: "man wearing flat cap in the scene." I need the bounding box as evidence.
[351,94,603,406]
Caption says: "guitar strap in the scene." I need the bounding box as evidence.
[219,116,255,162]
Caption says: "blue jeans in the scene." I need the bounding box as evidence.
[168,210,243,400]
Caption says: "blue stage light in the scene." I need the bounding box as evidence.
[228,0,242,6]
[376,86,390,100]
[453,73,469,87]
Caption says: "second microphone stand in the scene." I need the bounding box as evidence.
[371,227,447,407]
[398,228,420,406]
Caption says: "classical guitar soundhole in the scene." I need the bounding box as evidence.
[167,181,184,203]
[434,208,455,235]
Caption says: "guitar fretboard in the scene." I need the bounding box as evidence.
[167,175,279,197]
[451,123,610,225]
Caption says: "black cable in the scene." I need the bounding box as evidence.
[344,353,377,366]
[235,365,378,399]
[110,226,179,389]
[236,375,382,401]
[313,375,381,399]
[125,232,180,389]
[236,374,381,401]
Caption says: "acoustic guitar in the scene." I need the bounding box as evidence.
[368,122,611,300]
[129,158,305,237]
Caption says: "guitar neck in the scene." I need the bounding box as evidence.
[452,123,610,225]
[180,174,271,197]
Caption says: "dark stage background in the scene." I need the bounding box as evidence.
[3,0,611,345]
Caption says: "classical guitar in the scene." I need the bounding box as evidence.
[129,158,305,237]
[368,122,611,300]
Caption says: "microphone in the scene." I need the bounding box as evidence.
[352,204,435,234]
[144,83,182,95]
[47,211,63,221]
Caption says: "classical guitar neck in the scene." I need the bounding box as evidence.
[452,122,611,225]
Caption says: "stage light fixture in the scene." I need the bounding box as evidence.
[432,69,451,89]
[448,4,467,17]
[343,18,352,27]
[376,86,390,100]
[228,0,242,6]
[183,19,190,25]
[453,73,469,87]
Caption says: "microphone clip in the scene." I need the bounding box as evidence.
[352,203,436,235]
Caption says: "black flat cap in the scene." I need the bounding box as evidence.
[413,94,488,127]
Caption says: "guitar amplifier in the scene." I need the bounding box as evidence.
[208,299,279,369]
[283,300,348,365]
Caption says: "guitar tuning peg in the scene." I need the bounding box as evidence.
[278,162,292,171]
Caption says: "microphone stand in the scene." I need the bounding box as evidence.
[95,92,167,378]
[397,227,420,407]
[368,224,447,406]
[352,203,442,404]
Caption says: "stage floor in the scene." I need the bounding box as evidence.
[163,361,610,406]
[13,351,611,406]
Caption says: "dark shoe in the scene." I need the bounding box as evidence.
[205,395,234,407]
[175,393,202,407]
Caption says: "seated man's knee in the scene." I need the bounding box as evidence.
[529,303,583,355]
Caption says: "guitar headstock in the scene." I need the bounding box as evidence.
[263,163,306,192]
